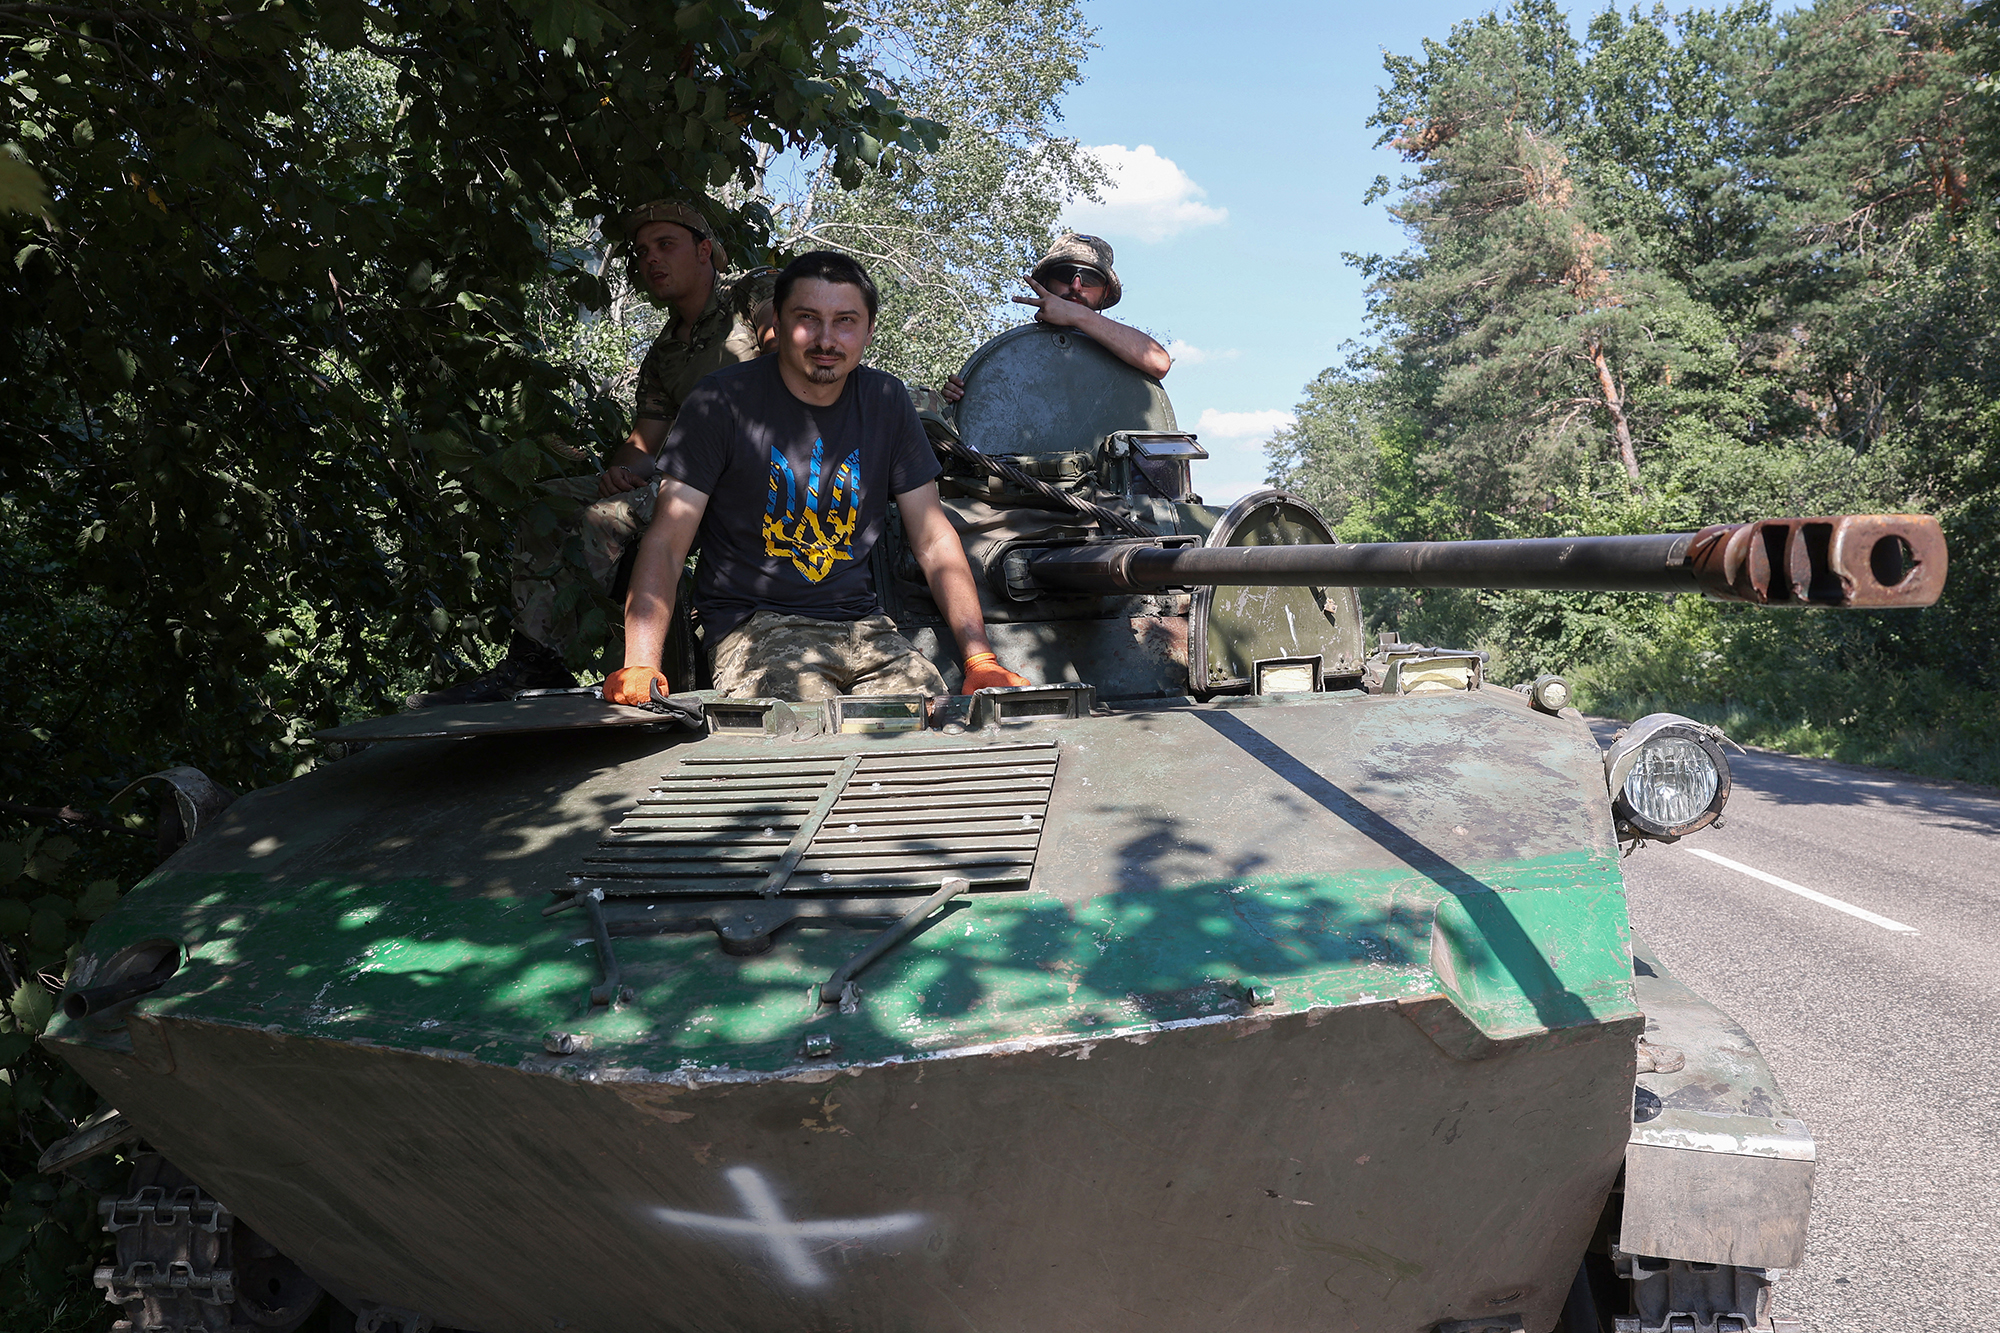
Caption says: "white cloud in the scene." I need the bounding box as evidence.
[1202,479,1272,506]
[1066,145,1228,244]
[1166,340,1239,367]
[1187,407,1294,505]
[1194,408,1293,440]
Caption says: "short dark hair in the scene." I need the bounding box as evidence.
[774,250,878,321]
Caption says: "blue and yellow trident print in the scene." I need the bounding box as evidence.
[763,440,860,582]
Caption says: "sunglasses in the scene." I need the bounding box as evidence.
[1042,264,1107,290]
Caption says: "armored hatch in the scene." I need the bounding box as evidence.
[1190,488,1367,693]
[951,322,1177,460]
[903,323,1364,700]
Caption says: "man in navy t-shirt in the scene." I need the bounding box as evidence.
[603,250,1032,704]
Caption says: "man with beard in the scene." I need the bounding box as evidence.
[941,231,1170,404]
[409,199,772,707]
[603,250,1031,705]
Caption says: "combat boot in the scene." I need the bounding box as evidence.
[404,632,577,708]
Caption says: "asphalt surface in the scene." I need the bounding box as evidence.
[1589,721,2000,1332]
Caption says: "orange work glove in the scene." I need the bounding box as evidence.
[961,652,1030,694]
[602,666,668,706]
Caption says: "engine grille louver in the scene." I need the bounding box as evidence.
[571,741,1059,897]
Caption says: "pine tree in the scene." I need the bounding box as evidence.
[1359,3,1730,506]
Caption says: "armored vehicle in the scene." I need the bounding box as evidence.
[40,324,1944,1333]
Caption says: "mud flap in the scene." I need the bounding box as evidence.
[1603,935,1817,1333]
[1620,937,1814,1268]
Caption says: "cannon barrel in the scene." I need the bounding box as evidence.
[1026,514,1947,608]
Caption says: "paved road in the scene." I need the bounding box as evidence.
[1591,721,2000,1332]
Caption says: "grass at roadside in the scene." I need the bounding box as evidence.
[1458,586,2000,789]
[1578,666,2000,788]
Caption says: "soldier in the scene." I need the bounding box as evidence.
[409,199,774,707]
[604,250,1031,705]
[941,231,1171,403]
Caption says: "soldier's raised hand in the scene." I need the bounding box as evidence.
[1013,275,1090,330]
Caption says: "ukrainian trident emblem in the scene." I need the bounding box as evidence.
[763,439,860,583]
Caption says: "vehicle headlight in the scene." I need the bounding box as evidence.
[1602,714,1731,841]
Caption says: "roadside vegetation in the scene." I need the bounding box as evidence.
[1268,0,2000,785]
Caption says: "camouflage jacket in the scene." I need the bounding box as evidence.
[633,267,777,427]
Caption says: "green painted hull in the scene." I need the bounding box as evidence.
[46,689,1643,1331]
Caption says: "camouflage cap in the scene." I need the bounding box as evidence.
[1032,231,1120,309]
[617,199,728,271]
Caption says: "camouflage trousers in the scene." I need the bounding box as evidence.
[710,612,946,702]
[513,475,657,655]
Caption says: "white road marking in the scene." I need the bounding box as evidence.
[1683,847,1918,933]
[649,1165,926,1287]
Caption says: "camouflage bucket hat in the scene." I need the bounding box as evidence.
[1032,231,1120,309]
[616,198,728,271]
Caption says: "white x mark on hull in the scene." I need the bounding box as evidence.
[650,1166,926,1288]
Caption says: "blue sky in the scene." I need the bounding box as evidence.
[1051,0,1531,503]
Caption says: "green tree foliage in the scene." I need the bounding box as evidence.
[0,828,135,1323]
[0,0,939,1317]
[1266,355,1463,542]
[511,0,1102,417]
[1266,355,1495,650]
[1278,0,2000,780]
[2,0,937,781]
[0,153,51,220]
[1356,0,1774,502]
[744,0,1104,386]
